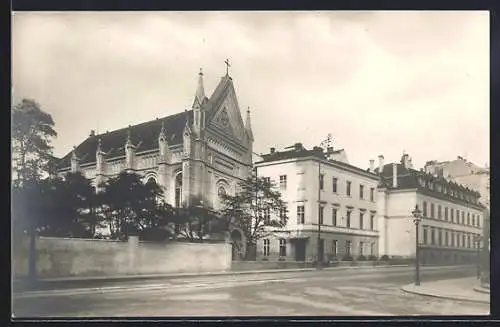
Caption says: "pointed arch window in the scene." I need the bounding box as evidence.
[175,172,183,208]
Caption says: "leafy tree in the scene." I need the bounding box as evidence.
[219,173,289,257]
[174,198,221,243]
[99,172,175,240]
[12,99,57,186]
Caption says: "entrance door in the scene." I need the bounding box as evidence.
[318,239,325,262]
[295,240,306,261]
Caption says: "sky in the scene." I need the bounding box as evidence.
[12,11,490,170]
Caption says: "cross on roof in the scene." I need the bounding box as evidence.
[225,58,231,75]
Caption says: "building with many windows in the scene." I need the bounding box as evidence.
[254,143,379,262]
[377,153,485,264]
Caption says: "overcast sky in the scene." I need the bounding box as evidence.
[12,11,489,170]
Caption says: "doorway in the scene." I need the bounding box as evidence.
[295,239,306,261]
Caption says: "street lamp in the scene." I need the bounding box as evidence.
[411,204,422,286]
[474,234,481,279]
[316,134,332,270]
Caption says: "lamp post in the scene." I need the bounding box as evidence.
[411,204,422,286]
[474,234,481,279]
[316,134,332,269]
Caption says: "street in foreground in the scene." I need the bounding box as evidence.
[13,266,489,317]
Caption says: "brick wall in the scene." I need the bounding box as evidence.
[12,236,232,279]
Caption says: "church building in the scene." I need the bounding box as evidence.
[57,67,254,215]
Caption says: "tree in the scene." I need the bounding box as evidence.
[99,172,175,240]
[12,99,57,186]
[219,173,289,258]
[174,197,221,243]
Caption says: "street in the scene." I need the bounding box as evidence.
[12,266,489,317]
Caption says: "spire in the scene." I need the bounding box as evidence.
[245,107,254,141]
[159,121,166,140]
[97,138,103,153]
[193,68,205,109]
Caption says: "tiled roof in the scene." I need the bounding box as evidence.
[59,110,193,169]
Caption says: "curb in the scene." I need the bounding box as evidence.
[401,284,490,304]
[473,286,490,294]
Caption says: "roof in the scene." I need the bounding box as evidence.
[59,110,192,169]
[378,163,483,208]
[256,146,377,178]
[58,73,235,170]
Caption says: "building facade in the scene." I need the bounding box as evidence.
[254,143,380,262]
[57,69,254,220]
[377,153,485,264]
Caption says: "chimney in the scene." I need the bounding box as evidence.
[270,147,276,154]
[90,130,95,137]
[392,163,398,188]
[294,143,303,151]
[369,159,375,172]
[378,155,384,173]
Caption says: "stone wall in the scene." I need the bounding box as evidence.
[12,236,232,279]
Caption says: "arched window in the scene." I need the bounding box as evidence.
[218,185,226,198]
[146,177,156,185]
[175,172,183,208]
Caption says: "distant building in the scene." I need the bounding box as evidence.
[254,143,379,262]
[424,156,490,209]
[377,153,485,264]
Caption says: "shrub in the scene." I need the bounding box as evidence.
[368,255,377,261]
[358,255,366,261]
[380,254,389,261]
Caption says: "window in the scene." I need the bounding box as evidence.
[297,205,305,224]
[370,214,375,231]
[423,201,428,217]
[331,240,338,257]
[461,211,465,225]
[445,231,449,246]
[264,208,270,224]
[332,208,338,226]
[346,240,352,255]
[370,243,375,255]
[279,175,287,190]
[263,239,270,256]
[478,215,481,227]
[346,210,352,228]
[456,209,460,223]
[346,181,352,196]
[263,177,271,185]
[359,185,364,200]
[370,188,375,202]
[431,228,435,245]
[318,206,324,225]
[279,239,287,257]
[332,178,338,193]
[359,211,364,230]
[438,205,442,219]
[462,234,466,248]
[438,229,442,246]
[430,203,435,218]
[467,235,471,249]
[279,207,287,225]
[444,207,448,221]
[218,185,226,197]
[451,208,454,223]
[467,213,470,226]
[175,172,183,208]
[319,174,324,190]
[451,232,455,247]
[359,242,364,256]
[423,227,428,244]
[472,214,476,226]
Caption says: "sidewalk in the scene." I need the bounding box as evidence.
[401,277,490,304]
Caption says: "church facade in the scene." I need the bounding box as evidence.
[57,68,254,215]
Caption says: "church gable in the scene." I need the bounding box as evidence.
[206,77,247,143]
